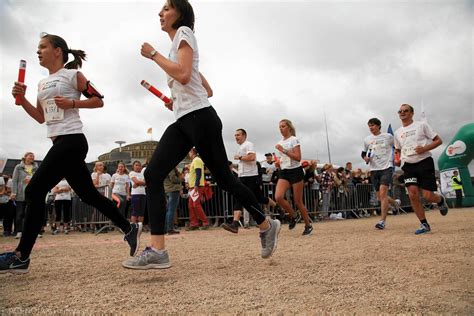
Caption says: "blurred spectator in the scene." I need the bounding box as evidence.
[11,152,38,239]
[52,178,72,234]
[261,153,277,183]
[186,148,209,230]
[91,161,111,232]
[320,163,334,218]
[111,162,130,219]
[130,161,147,225]
[91,162,111,195]
[164,167,182,234]
[0,175,15,237]
[345,162,353,183]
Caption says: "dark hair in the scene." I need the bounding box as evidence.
[42,34,86,69]
[400,104,414,113]
[367,118,381,127]
[132,160,141,166]
[169,0,195,31]
[236,128,247,137]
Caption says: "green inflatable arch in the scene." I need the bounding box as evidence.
[438,123,474,207]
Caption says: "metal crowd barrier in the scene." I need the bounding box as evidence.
[70,182,413,229]
[71,185,113,232]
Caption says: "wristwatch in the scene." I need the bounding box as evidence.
[150,50,157,58]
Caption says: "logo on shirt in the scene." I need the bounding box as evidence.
[446,140,466,157]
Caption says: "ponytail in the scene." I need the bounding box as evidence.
[65,49,86,69]
[41,33,87,69]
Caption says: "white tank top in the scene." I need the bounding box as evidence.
[37,68,83,138]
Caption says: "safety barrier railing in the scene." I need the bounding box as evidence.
[70,182,413,228]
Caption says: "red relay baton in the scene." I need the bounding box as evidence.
[141,80,171,104]
[15,60,27,105]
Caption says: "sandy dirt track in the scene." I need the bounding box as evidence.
[0,208,472,314]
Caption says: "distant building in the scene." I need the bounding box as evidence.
[97,140,159,165]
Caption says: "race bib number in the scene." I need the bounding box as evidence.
[41,98,64,122]
[402,145,417,156]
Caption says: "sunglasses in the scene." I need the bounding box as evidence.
[398,109,411,114]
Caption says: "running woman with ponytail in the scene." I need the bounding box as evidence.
[122,0,281,270]
[0,33,141,274]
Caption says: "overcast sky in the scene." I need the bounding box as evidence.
[1,0,472,173]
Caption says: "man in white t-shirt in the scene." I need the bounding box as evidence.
[222,129,279,234]
[362,118,400,230]
[394,104,448,235]
[261,153,277,183]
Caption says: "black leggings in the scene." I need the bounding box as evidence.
[144,106,266,235]
[54,200,72,223]
[17,134,130,258]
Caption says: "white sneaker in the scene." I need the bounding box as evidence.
[15,232,22,239]
[336,212,344,220]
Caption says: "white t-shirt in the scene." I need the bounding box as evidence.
[261,160,276,182]
[54,179,71,201]
[363,132,394,171]
[129,171,146,195]
[277,136,301,170]
[37,68,83,138]
[111,173,130,195]
[168,26,211,120]
[394,121,437,165]
[91,172,111,195]
[236,140,258,177]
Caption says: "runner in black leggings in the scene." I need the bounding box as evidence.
[0,33,141,274]
[122,0,281,270]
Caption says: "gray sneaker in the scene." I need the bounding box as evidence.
[260,218,281,259]
[122,247,171,270]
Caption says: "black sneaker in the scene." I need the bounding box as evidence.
[124,222,142,257]
[222,221,239,234]
[167,229,180,235]
[289,213,301,230]
[438,195,449,216]
[302,225,313,236]
[0,252,30,274]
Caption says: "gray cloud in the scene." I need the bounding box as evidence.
[1,0,472,174]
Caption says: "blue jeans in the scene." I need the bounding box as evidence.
[166,191,180,232]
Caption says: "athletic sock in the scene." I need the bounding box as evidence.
[420,219,429,226]
[260,221,271,233]
[151,247,166,255]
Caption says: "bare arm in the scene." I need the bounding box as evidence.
[54,72,104,110]
[415,135,442,155]
[12,82,45,123]
[142,41,193,85]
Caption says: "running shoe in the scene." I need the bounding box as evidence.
[415,223,431,235]
[167,229,180,235]
[124,222,142,257]
[122,247,171,270]
[375,220,385,230]
[438,195,449,216]
[222,221,239,234]
[0,252,30,274]
[260,218,281,259]
[288,212,301,230]
[302,225,313,236]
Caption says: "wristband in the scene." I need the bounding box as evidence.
[283,149,288,154]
